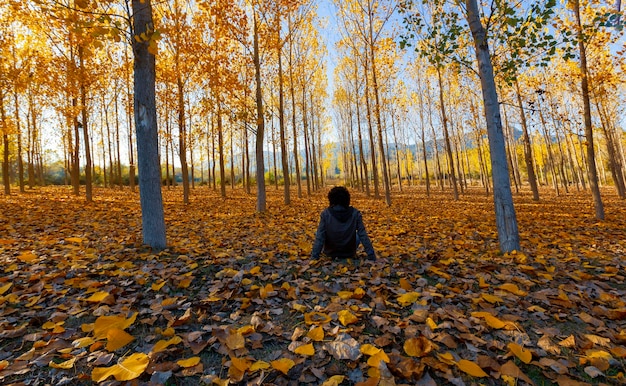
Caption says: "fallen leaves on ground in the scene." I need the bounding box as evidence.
[0,186,625,385]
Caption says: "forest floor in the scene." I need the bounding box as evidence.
[0,185,625,386]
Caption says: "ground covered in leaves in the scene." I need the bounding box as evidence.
[0,185,625,386]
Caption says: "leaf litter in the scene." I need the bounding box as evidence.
[0,186,625,385]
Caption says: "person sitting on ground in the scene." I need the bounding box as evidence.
[311,186,376,261]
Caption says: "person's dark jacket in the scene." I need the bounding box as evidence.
[311,205,375,259]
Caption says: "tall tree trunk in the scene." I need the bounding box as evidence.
[253,13,266,212]
[78,46,93,202]
[514,80,539,201]
[288,16,302,198]
[132,0,167,249]
[125,47,136,192]
[363,53,379,198]
[302,87,313,196]
[13,92,24,193]
[465,0,520,253]
[27,91,35,188]
[368,23,391,206]
[573,0,604,220]
[596,96,625,198]
[71,97,80,195]
[114,86,123,188]
[436,66,459,200]
[353,58,370,197]
[1,93,10,195]
[277,48,290,204]
[217,97,226,197]
[177,76,190,204]
[502,103,520,193]
[416,79,431,196]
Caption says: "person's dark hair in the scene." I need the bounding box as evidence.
[328,186,350,207]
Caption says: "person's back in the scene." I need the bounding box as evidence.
[311,186,376,260]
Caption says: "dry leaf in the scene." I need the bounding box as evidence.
[456,359,488,377]
[91,353,149,382]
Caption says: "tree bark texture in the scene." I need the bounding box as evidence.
[132,0,167,249]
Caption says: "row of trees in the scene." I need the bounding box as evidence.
[0,0,624,251]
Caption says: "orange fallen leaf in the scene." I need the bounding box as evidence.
[404,336,434,357]
[294,343,315,356]
[0,282,12,295]
[304,312,331,325]
[338,309,359,326]
[322,375,345,386]
[152,336,182,353]
[17,251,37,262]
[507,342,532,364]
[106,328,135,352]
[307,326,324,341]
[271,358,295,375]
[457,359,488,377]
[91,353,149,382]
[49,357,77,370]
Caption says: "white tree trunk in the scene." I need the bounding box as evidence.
[465,0,520,253]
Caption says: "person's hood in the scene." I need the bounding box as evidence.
[329,205,353,222]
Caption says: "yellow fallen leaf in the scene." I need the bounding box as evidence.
[151,281,166,291]
[4,263,17,273]
[177,356,201,368]
[292,303,307,312]
[65,237,83,244]
[271,358,295,375]
[426,317,438,330]
[33,340,48,349]
[508,342,532,364]
[404,336,433,357]
[437,352,456,365]
[250,266,261,275]
[225,332,245,350]
[397,292,420,307]
[586,350,613,360]
[484,314,507,329]
[237,325,255,335]
[178,278,192,289]
[93,313,137,339]
[73,337,95,349]
[481,293,504,304]
[499,283,527,296]
[338,309,359,326]
[17,251,37,262]
[152,336,182,353]
[610,346,626,358]
[0,282,12,295]
[361,344,381,356]
[307,326,324,341]
[230,356,251,372]
[558,289,570,301]
[249,360,270,372]
[322,375,345,386]
[85,291,111,303]
[106,328,135,352]
[91,352,149,382]
[294,343,315,356]
[0,360,8,371]
[338,291,353,300]
[367,350,390,367]
[304,312,331,325]
[49,356,77,370]
[399,278,413,291]
[478,276,489,288]
[457,359,488,377]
